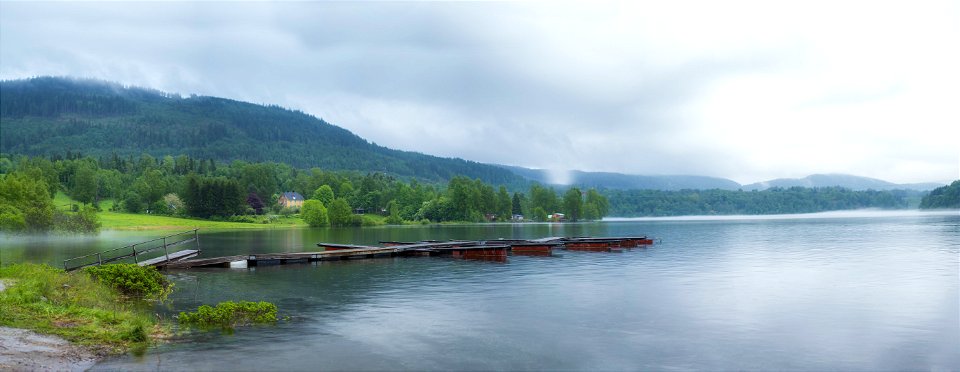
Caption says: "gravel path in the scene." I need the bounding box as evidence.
[0,280,100,371]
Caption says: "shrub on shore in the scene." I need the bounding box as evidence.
[178,301,278,329]
[84,263,172,301]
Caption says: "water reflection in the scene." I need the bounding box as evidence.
[3,213,958,370]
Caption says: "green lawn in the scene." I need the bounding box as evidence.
[98,211,307,230]
[53,191,78,209]
[56,192,307,231]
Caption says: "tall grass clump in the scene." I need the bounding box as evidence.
[178,301,278,329]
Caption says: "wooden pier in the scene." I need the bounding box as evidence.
[137,249,202,266]
[121,234,658,270]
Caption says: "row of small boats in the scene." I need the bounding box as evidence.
[317,236,656,259]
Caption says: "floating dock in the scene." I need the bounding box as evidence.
[74,233,658,270]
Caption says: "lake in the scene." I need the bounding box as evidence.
[3,210,958,370]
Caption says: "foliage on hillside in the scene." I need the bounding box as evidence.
[0,77,525,186]
[919,180,960,209]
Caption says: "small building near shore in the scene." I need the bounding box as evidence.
[278,192,305,208]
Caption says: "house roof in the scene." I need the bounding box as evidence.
[281,192,304,201]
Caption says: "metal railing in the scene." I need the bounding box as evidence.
[63,229,200,271]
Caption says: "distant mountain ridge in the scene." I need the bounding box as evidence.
[500,166,943,191]
[742,174,943,191]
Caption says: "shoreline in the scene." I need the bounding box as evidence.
[603,209,960,222]
[0,327,100,371]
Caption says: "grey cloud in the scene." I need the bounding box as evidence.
[1,1,956,184]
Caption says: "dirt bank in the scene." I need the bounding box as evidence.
[0,327,99,371]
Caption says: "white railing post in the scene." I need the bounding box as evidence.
[163,237,170,262]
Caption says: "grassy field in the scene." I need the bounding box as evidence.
[98,211,307,230]
[56,193,307,231]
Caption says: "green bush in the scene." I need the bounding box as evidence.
[0,204,27,231]
[227,215,256,223]
[178,301,278,329]
[52,204,101,234]
[84,264,172,300]
[301,199,329,227]
[360,215,382,227]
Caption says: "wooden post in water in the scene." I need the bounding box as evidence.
[133,244,139,264]
[97,253,102,266]
[194,229,200,253]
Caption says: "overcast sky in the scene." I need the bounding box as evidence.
[1,1,957,184]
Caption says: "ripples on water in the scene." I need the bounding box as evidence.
[17,211,958,370]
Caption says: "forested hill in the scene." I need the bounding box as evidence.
[743,174,943,192]
[0,77,524,185]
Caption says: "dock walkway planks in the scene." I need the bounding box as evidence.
[168,247,402,269]
[137,249,201,267]
[164,255,247,269]
[160,236,659,270]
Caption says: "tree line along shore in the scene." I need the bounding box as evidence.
[0,152,610,234]
[2,152,954,234]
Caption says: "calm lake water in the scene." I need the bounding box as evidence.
[2,210,958,370]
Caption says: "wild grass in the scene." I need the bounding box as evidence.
[0,263,162,352]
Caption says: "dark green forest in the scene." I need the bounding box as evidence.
[919,180,960,209]
[0,77,525,186]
